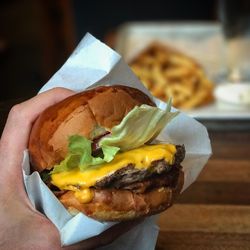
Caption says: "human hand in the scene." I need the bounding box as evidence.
[0,88,142,250]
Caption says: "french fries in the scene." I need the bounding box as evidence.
[130,43,214,109]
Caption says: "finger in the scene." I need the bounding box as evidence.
[64,219,143,250]
[1,87,74,160]
[0,88,74,184]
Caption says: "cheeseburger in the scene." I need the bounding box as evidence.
[29,85,185,221]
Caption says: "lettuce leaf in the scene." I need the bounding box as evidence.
[51,135,119,173]
[100,100,179,151]
[51,100,179,173]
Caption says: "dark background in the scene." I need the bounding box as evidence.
[0,0,217,102]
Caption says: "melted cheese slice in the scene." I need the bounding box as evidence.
[51,144,176,203]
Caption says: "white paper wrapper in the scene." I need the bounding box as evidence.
[22,33,211,248]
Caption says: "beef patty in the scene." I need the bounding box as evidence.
[94,145,185,193]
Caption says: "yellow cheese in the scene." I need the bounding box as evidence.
[51,144,176,192]
[74,189,94,203]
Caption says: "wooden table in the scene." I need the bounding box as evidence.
[156,131,250,249]
[1,100,250,249]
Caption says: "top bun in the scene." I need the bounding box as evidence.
[29,85,155,172]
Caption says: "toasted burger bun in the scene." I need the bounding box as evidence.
[29,85,183,221]
[29,85,155,172]
[59,171,184,221]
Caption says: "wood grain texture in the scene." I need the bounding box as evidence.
[157,130,250,250]
[156,232,250,250]
[158,204,250,233]
[210,132,250,160]
[176,181,250,205]
[198,159,250,182]
[157,205,250,249]
[176,158,250,204]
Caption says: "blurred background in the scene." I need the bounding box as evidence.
[2,0,250,123]
[1,1,250,249]
[0,0,217,101]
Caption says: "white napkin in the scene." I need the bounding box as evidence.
[23,33,211,249]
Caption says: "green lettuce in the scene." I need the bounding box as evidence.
[51,135,119,173]
[99,100,179,151]
[51,100,179,173]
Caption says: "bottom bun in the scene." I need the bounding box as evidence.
[59,171,184,221]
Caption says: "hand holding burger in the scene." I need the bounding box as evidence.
[0,88,142,250]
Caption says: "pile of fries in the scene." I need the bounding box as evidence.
[130,43,214,109]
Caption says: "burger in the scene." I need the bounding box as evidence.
[28,85,185,221]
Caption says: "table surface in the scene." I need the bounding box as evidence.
[1,99,250,249]
[156,131,250,249]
